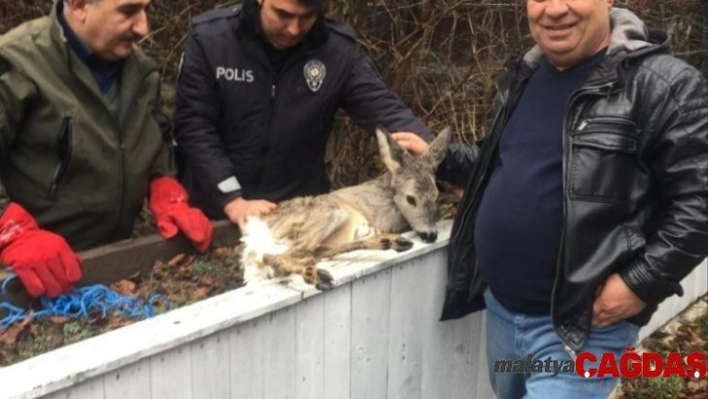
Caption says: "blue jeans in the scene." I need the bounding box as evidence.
[484,289,639,399]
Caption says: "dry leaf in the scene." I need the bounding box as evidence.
[48,316,68,325]
[111,280,137,296]
[197,277,215,287]
[686,379,705,392]
[167,253,186,268]
[234,269,244,282]
[189,287,210,301]
[168,253,193,268]
[0,318,32,345]
[153,266,165,279]
[177,267,192,278]
[212,247,234,257]
[106,318,134,330]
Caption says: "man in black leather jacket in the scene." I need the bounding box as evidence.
[175,0,433,228]
[396,2,707,397]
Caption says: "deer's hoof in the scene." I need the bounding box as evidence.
[394,237,414,252]
[315,269,335,291]
[418,231,437,243]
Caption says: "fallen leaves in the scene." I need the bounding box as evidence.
[616,296,708,399]
[0,246,244,367]
[111,280,137,297]
[0,317,31,345]
[190,287,211,301]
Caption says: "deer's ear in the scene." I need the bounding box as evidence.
[376,126,406,174]
[421,126,452,168]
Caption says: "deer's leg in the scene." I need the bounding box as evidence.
[270,205,353,253]
[262,254,335,291]
[258,207,353,290]
[318,233,414,258]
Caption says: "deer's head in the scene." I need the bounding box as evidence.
[376,126,452,243]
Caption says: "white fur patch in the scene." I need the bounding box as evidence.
[352,221,374,240]
[240,216,290,283]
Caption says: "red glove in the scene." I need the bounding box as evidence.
[0,203,82,298]
[149,176,213,252]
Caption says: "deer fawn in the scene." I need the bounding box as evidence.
[240,126,451,290]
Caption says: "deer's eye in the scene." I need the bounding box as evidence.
[406,196,416,206]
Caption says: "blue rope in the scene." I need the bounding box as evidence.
[0,275,172,331]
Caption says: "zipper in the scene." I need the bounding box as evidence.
[48,116,73,199]
[564,344,577,361]
[268,80,277,126]
[575,116,635,135]
[111,68,156,239]
[258,50,314,191]
[266,78,277,144]
[550,81,615,352]
[255,76,278,193]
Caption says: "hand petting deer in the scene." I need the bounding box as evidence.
[240,126,451,290]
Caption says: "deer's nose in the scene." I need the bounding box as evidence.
[418,231,437,243]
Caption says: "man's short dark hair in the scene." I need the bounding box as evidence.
[63,0,103,5]
[250,0,327,14]
[299,0,326,12]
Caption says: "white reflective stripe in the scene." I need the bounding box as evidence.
[217,176,241,193]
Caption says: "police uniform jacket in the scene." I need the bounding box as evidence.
[175,1,432,218]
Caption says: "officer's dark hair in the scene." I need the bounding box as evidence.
[63,0,102,4]
[254,0,327,14]
[297,0,326,13]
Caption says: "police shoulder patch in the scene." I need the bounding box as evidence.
[0,57,10,77]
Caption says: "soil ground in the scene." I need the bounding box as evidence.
[0,246,243,366]
[614,294,708,399]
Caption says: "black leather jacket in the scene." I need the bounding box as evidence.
[438,9,708,353]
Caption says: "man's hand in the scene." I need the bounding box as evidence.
[223,197,277,229]
[392,132,429,156]
[592,273,646,328]
[149,176,213,252]
[0,203,82,298]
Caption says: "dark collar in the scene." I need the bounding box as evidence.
[57,4,124,70]
[57,3,123,93]
[57,7,94,64]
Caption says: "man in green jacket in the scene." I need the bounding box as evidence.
[0,0,213,299]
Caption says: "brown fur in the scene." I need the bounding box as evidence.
[241,127,452,290]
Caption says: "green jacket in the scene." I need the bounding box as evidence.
[0,2,173,250]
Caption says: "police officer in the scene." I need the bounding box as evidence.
[175,0,433,228]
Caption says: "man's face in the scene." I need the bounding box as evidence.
[67,0,150,62]
[258,0,318,50]
[527,0,614,70]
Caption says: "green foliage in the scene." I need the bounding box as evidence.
[225,257,240,271]
[62,321,93,341]
[192,260,213,275]
[695,313,708,336]
[619,375,684,399]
